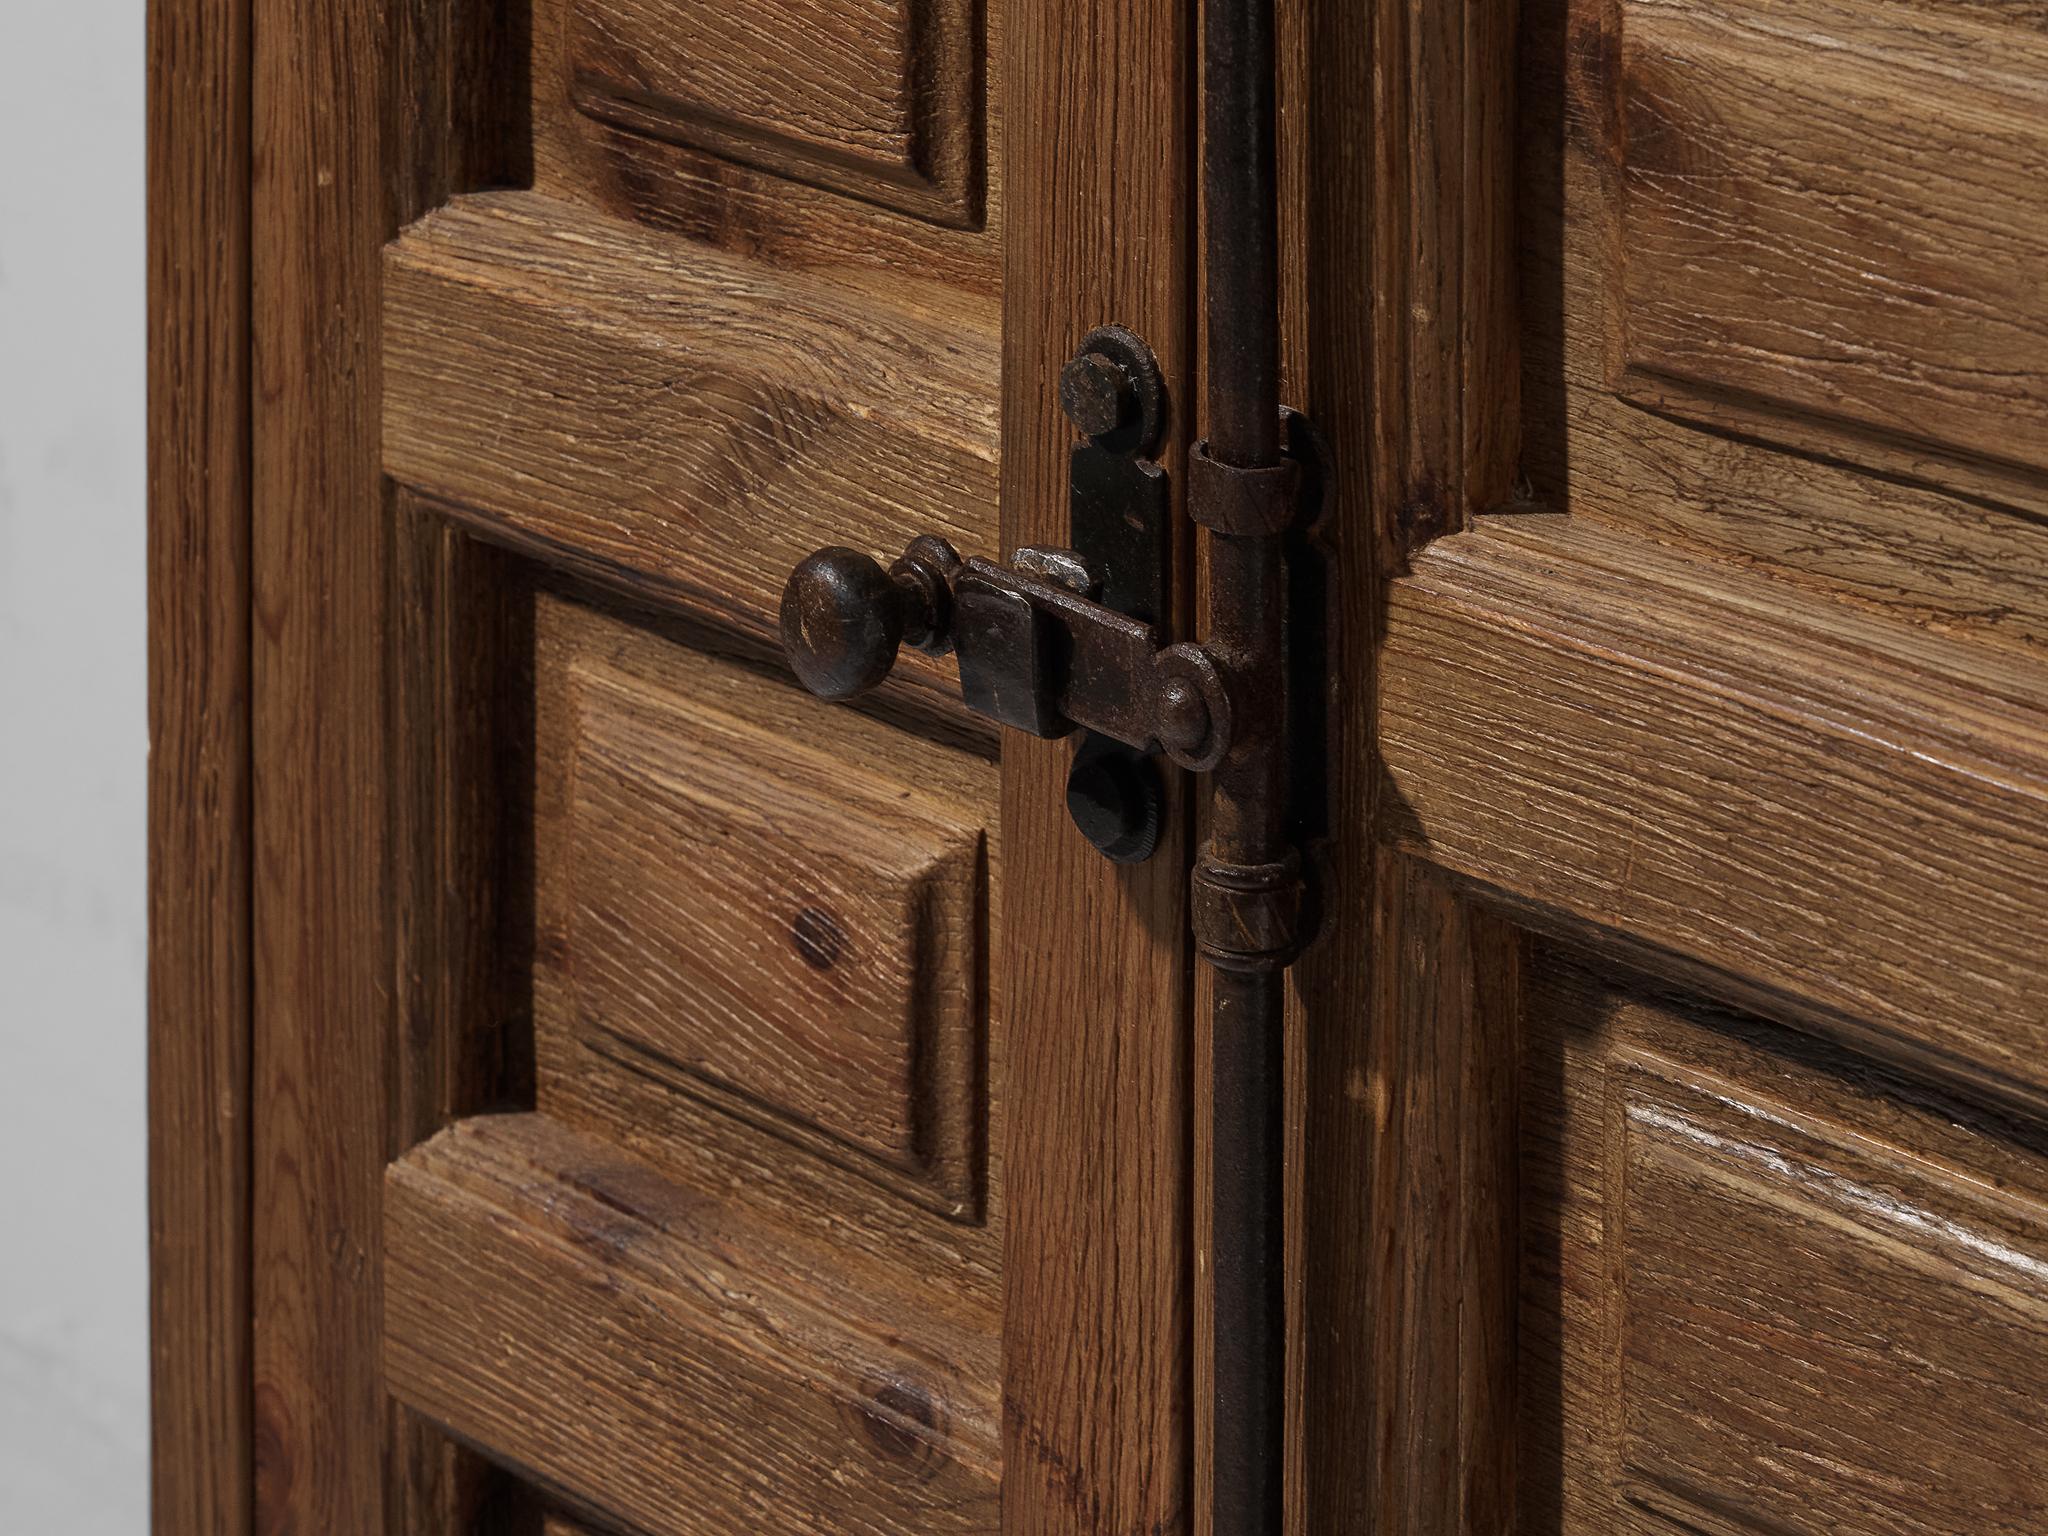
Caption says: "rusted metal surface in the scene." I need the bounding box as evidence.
[1196,0,1297,1528]
[779,537,1234,765]
[777,536,961,700]
[1060,325,1173,860]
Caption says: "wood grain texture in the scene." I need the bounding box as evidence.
[1520,950,2048,1536]
[148,0,251,1526]
[382,190,999,723]
[1520,0,2048,635]
[528,591,1005,1406]
[387,505,540,1532]
[1619,1059,2048,1536]
[1267,0,1524,1524]
[534,600,992,1219]
[390,508,536,1151]
[1354,855,1523,1535]
[1381,513,2048,1105]
[250,0,390,1521]
[999,0,1196,1529]
[250,0,524,1528]
[568,0,983,226]
[386,1113,1002,1535]
[1365,0,1524,560]
[1614,0,2048,475]
[532,0,1003,295]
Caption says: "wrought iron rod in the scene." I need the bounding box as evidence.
[1200,0,1290,1531]
[1205,0,1282,471]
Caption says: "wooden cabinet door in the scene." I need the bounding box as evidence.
[152,0,2048,1532]
[152,0,1200,1532]
[1274,0,2048,1530]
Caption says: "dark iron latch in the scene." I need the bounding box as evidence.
[781,327,1303,864]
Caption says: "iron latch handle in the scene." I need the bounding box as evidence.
[779,536,1234,773]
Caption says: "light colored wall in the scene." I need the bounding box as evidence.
[0,1,151,1529]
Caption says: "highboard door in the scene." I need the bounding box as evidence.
[174,0,1198,1531]
[1290,0,2048,1526]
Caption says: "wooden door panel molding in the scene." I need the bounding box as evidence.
[530,0,1002,299]
[533,595,995,1222]
[1609,0,2048,478]
[248,0,534,1527]
[1616,1054,2048,1536]
[1527,0,2048,543]
[385,1113,1002,1536]
[566,0,984,228]
[382,191,999,727]
[1381,513,2048,1103]
[1522,954,2048,1536]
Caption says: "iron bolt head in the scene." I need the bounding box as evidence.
[1059,350,1136,439]
[1065,749,1163,864]
[1156,676,1212,758]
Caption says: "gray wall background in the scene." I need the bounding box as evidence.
[0,0,151,1528]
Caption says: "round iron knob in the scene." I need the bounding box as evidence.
[780,538,960,700]
[779,547,908,699]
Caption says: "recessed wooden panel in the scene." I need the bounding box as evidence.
[1613,0,2048,473]
[1617,1059,2048,1536]
[385,1114,1002,1536]
[566,0,982,227]
[535,598,992,1220]
[1521,951,2048,1536]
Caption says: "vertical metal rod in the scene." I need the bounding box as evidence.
[1209,966,1287,1535]
[1206,0,1282,471]
[1200,0,1290,1532]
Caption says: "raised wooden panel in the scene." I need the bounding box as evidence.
[1521,953,2048,1536]
[385,1114,1002,1536]
[1617,1058,2048,1536]
[1380,513,2048,1105]
[1609,0,2048,475]
[1520,0,2048,648]
[382,190,1000,725]
[566,0,982,228]
[534,598,990,1220]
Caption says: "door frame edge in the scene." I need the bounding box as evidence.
[147,0,256,1527]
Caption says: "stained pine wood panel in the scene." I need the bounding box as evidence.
[1615,0,2048,474]
[147,0,251,1528]
[1520,952,2048,1536]
[567,0,982,226]
[382,191,998,724]
[1620,1062,2048,1536]
[999,0,1196,1528]
[533,601,993,1220]
[385,1114,1002,1536]
[1381,513,2048,1105]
